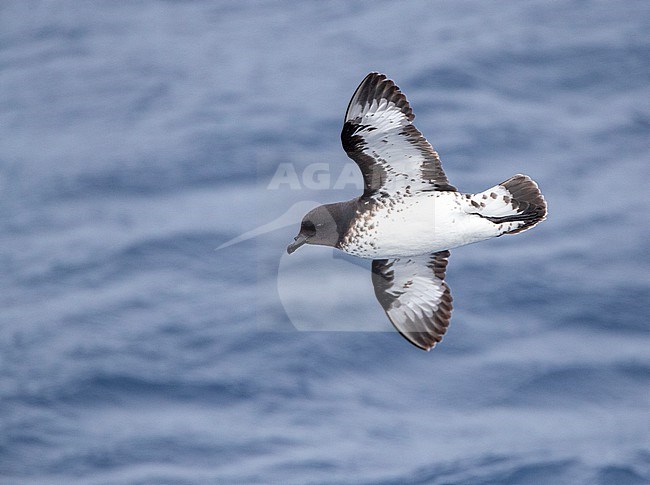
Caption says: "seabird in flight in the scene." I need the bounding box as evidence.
[287,72,547,351]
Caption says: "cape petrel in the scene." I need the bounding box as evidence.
[287,72,547,351]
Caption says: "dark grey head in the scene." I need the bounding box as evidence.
[287,203,354,254]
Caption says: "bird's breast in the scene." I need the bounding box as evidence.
[339,192,492,258]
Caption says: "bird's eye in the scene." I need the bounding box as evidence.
[302,221,316,233]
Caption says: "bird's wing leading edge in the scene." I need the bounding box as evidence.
[341,72,456,198]
[372,251,453,351]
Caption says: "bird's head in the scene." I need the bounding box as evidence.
[287,205,341,254]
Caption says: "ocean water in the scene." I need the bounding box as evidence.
[1,1,649,483]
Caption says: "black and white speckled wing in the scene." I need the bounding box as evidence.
[341,72,456,197]
[371,251,453,351]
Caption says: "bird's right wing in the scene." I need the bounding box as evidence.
[371,251,453,351]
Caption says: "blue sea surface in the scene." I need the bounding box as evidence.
[1,1,649,483]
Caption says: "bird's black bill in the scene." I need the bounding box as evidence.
[287,235,308,254]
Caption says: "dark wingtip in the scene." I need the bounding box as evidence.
[345,72,414,123]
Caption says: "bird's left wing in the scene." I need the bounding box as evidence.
[371,251,453,351]
[341,73,456,198]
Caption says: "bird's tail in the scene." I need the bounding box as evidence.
[469,174,547,235]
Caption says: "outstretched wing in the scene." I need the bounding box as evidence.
[372,251,453,351]
[341,72,456,198]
